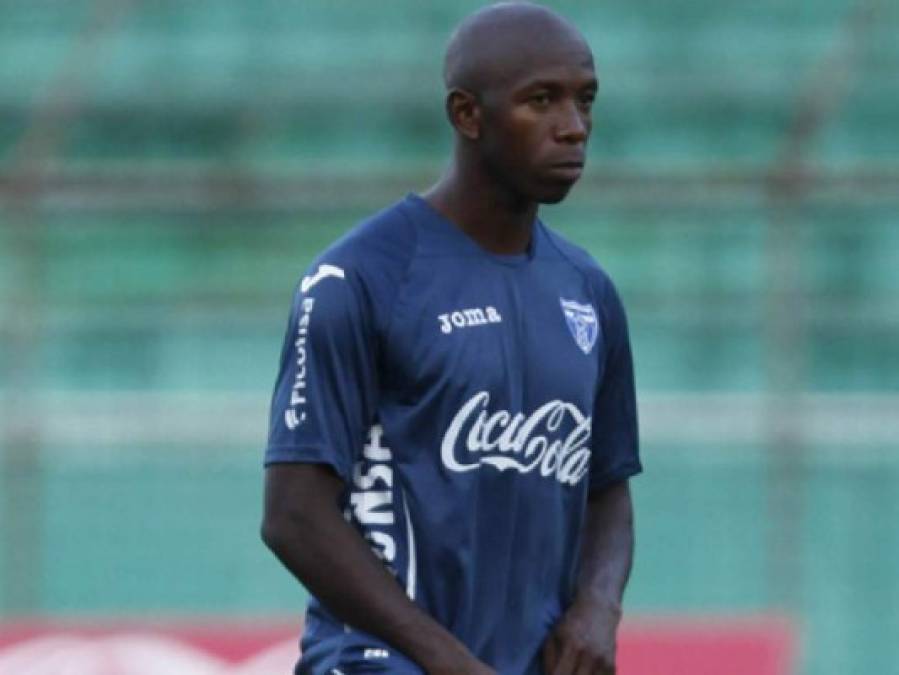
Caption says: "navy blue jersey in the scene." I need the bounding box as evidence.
[265,194,641,675]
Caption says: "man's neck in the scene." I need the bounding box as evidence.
[421,162,538,256]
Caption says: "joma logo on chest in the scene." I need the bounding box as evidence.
[438,306,503,334]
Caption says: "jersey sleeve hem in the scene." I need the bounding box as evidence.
[264,444,352,483]
[588,460,642,494]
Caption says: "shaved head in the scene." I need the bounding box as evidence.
[435,2,597,207]
[443,2,592,96]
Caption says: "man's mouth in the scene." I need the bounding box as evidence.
[546,161,584,180]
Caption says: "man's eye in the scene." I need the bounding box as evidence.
[530,92,551,106]
[580,92,596,107]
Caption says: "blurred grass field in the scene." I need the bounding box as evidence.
[1,1,898,674]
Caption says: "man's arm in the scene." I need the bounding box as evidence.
[542,479,635,675]
[261,463,495,675]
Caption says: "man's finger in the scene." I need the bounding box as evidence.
[543,634,559,674]
[572,653,594,675]
[551,642,579,675]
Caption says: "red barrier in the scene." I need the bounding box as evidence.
[0,616,795,674]
[619,617,796,675]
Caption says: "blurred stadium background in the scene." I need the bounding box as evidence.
[0,0,897,673]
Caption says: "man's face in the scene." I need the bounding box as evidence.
[478,52,596,204]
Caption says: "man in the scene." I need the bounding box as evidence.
[262,3,641,674]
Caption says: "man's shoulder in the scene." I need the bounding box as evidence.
[539,222,615,292]
[317,196,418,274]
[297,196,418,327]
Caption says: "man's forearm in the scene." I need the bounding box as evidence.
[574,479,635,612]
[261,464,477,671]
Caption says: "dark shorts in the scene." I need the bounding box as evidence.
[298,634,423,675]
[326,645,422,674]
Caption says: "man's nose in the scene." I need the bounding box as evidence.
[555,101,589,144]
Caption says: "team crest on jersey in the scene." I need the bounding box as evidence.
[560,298,599,355]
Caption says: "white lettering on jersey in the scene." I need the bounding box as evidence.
[284,297,316,430]
[363,648,390,660]
[300,264,345,293]
[441,391,592,486]
[438,305,502,334]
[350,491,393,525]
[347,426,398,568]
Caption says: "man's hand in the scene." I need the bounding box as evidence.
[542,596,621,675]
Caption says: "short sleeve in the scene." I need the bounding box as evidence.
[264,263,378,483]
[589,278,642,492]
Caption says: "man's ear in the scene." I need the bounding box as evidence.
[445,89,481,140]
